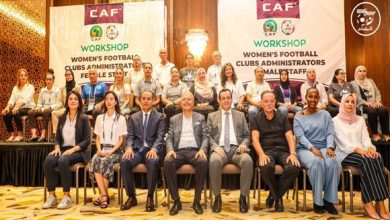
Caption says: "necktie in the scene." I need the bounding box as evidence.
[142,113,148,150]
[224,112,230,152]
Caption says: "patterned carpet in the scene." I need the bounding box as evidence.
[0,186,371,219]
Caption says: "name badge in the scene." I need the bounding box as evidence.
[284,97,291,105]
[87,97,95,111]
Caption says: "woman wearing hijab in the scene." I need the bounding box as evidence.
[351,65,389,142]
[51,69,82,137]
[274,69,302,117]
[334,94,389,219]
[190,68,217,118]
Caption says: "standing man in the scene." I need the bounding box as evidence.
[132,62,162,113]
[246,66,271,123]
[154,48,175,87]
[120,90,165,212]
[251,91,300,212]
[208,89,253,213]
[179,54,198,88]
[207,50,222,87]
[164,91,208,216]
[81,68,107,126]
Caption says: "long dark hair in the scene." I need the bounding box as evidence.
[332,69,343,83]
[279,69,290,89]
[102,91,121,115]
[64,90,83,120]
[221,63,238,87]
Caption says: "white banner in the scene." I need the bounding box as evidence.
[49,1,165,86]
[218,0,346,85]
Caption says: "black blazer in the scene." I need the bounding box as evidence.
[55,113,91,162]
[126,109,165,152]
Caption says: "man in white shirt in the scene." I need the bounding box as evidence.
[246,66,271,123]
[207,50,222,87]
[154,48,175,87]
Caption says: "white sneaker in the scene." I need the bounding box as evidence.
[13,136,23,142]
[57,195,72,209]
[42,195,57,209]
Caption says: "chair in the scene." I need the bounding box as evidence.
[209,163,250,207]
[43,163,87,204]
[341,166,390,212]
[119,163,164,208]
[164,164,208,209]
[255,164,299,211]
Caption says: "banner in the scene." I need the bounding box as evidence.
[218,0,346,85]
[49,1,165,86]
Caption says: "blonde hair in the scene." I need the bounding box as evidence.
[16,68,29,88]
[110,68,126,99]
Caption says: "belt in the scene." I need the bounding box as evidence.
[179,146,198,151]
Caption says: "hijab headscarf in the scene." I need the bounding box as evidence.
[65,70,76,94]
[354,65,376,101]
[336,93,358,124]
[195,68,214,99]
[279,70,290,89]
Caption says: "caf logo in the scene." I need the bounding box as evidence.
[281,20,295,35]
[106,25,119,40]
[350,2,381,36]
[263,19,278,36]
[90,25,103,41]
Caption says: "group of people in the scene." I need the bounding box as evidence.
[1,49,389,218]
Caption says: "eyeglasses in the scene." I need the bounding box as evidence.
[65,73,72,76]
[46,78,53,81]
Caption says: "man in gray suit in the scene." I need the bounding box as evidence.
[208,88,253,213]
[164,91,208,216]
[120,90,165,212]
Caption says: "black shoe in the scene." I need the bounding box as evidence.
[265,193,274,209]
[275,198,284,212]
[145,196,155,212]
[169,200,182,216]
[29,136,38,142]
[239,194,248,213]
[212,194,222,213]
[192,201,203,214]
[313,203,325,214]
[37,137,46,142]
[121,196,137,210]
[323,199,338,215]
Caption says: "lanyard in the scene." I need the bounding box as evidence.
[103,113,115,143]
[89,84,98,99]
[279,84,291,99]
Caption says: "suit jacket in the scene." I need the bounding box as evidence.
[166,111,209,152]
[55,113,91,162]
[207,109,250,152]
[127,109,165,152]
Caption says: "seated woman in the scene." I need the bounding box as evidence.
[89,91,127,209]
[1,68,35,142]
[42,90,91,209]
[217,63,246,111]
[351,65,389,142]
[293,87,341,215]
[190,68,217,119]
[28,72,60,142]
[274,69,302,117]
[110,68,131,115]
[334,94,389,220]
[162,67,188,128]
[300,68,328,110]
[327,69,358,117]
[51,69,82,138]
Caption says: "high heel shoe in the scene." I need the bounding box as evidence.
[376,203,390,220]
[100,195,110,209]
[364,206,381,219]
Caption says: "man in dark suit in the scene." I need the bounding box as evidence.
[207,88,253,213]
[120,90,165,212]
[164,91,208,216]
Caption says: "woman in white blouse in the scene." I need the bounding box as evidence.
[217,63,246,111]
[334,94,389,219]
[89,91,127,208]
[110,68,131,115]
[1,68,35,142]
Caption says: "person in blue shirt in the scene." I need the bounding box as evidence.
[293,87,341,215]
[81,68,107,127]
